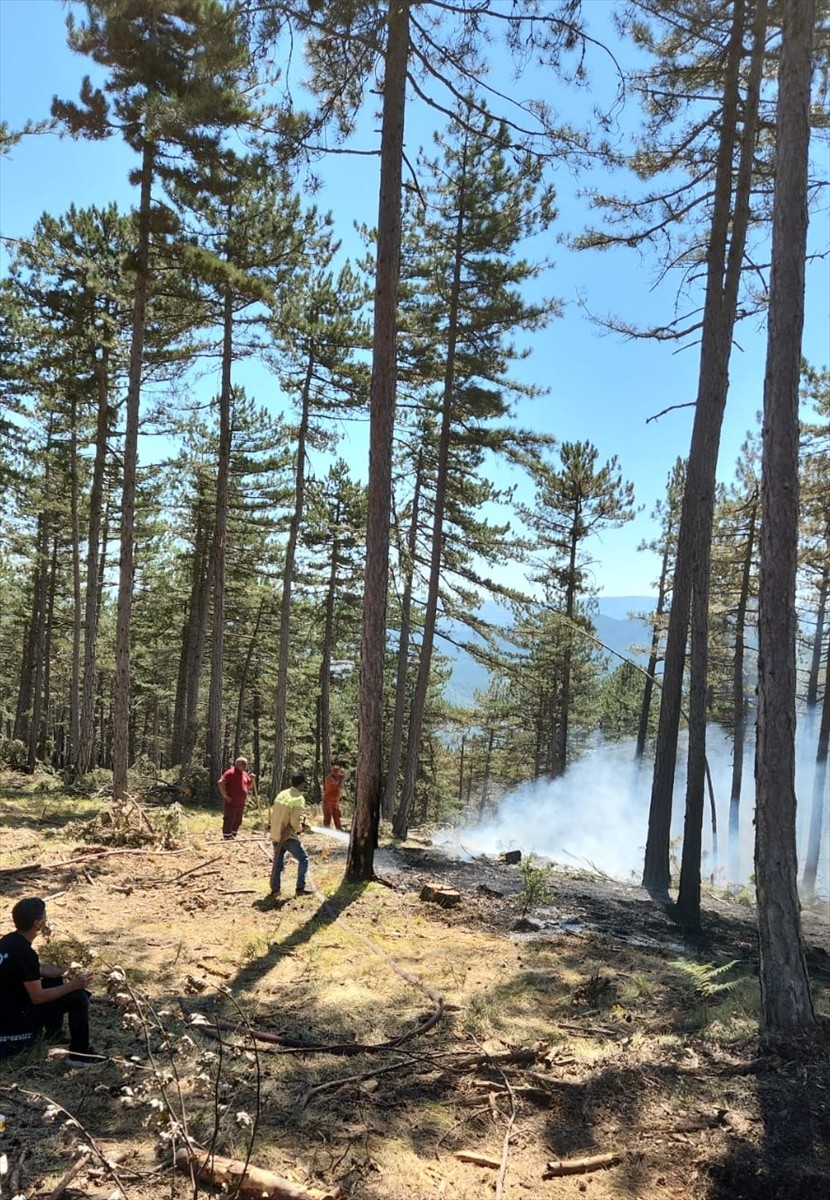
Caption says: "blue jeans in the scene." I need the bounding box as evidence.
[270,838,308,893]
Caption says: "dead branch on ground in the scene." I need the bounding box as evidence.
[543,1151,624,1177]
[175,1147,341,1199]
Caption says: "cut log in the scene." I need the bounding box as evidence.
[174,1148,340,1200]
[543,1152,622,1177]
[454,1150,502,1168]
[499,850,522,865]
[419,882,461,908]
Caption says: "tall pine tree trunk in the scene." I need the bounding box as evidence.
[76,353,112,777]
[208,288,234,796]
[806,561,828,708]
[394,156,466,839]
[727,494,757,880]
[69,396,82,770]
[319,502,342,778]
[636,544,670,760]
[755,0,815,1032]
[802,645,829,897]
[270,352,313,797]
[112,139,154,801]
[644,0,766,899]
[348,0,410,879]
[382,464,421,820]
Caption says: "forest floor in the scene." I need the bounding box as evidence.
[0,771,829,1200]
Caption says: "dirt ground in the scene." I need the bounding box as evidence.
[1,780,829,1200]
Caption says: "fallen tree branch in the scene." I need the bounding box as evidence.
[175,1147,341,1200]
[0,847,189,876]
[9,1146,27,1197]
[160,856,223,887]
[454,1151,501,1168]
[44,1152,91,1200]
[0,861,42,877]
[299,1059,415,1110]
[495,1062,518,1200]
[543,1151,623,1177]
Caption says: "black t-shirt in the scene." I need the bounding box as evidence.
[0,931,40,1029]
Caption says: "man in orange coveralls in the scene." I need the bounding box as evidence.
[322,764,346,831]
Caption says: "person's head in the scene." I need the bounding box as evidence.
[12,897,47,934]
[234,756,248,771]
[290,771,306,788]
[331,765,345,780]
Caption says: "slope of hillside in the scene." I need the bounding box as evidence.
[442,596,656,704]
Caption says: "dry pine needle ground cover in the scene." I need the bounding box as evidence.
[1,772,829,1200]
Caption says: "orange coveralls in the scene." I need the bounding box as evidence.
[322,769,345,830]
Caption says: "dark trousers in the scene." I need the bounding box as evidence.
[222,801,245,838]
[0,979,90,1058]
[32,982,91,1053]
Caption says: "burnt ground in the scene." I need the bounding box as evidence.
[380,842,830,980]
[1,787,829,1200]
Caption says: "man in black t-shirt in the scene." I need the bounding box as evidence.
[0,897,100,1065]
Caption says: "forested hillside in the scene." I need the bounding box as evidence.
[0,0,827,1041]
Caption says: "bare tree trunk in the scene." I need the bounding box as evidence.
[382,464,422,820]
[645,0,766,899]
[318,496,343,778]
[755,0,815,1032]
[38,538,59,763]
[69,396,82,770]
[802,645,829,897]
[270,352,314,798]
[112,139,154,801]
[178,508,214,769]
[208,288,234,796]
[75,352,111,777]
[806,562,828,709]
[728,492,757,880]
[235,598,265,759]
[348,0,410,879]
[636,544,670,760]
[394,162,466,839]
[553,523,580,779]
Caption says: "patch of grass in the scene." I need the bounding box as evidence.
[461,991,505,1038]
[620,972,656,1002]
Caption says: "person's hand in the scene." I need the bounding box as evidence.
[71,970,92,990]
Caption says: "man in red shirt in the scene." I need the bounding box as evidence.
[218,756,254,840]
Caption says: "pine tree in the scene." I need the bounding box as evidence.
[52,0,256,799]
[754,0,815,1031]
[389,104,557,838]
[521,441,637,778]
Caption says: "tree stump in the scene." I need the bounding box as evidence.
[420,882,461,908]
[500,850,522,865]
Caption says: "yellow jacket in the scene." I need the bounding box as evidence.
[269,786,305,842]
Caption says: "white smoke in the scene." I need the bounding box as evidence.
[438,726,828,898]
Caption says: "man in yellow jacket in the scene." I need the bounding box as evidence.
[269,771,310,897]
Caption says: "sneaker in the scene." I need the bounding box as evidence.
[295,887,310,896]
[66,1048,107,1067]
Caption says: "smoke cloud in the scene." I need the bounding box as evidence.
[438,727,828,898]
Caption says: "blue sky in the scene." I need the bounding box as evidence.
[1,0,828,601]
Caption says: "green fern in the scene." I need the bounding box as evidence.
[671,958,748,999]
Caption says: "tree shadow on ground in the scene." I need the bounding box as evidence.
[703,1022,830,1200]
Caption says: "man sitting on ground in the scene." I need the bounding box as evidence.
[0,897,100,1066]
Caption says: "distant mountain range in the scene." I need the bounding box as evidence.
[441,596,656,705]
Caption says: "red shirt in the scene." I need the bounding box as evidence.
[220,767,251,805]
